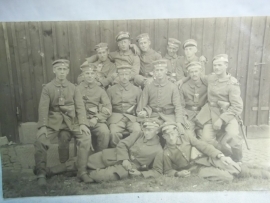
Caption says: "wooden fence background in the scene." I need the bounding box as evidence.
[0,16,270,142]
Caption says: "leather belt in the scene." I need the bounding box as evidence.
[185,105,201,111]
[152,107,175,115]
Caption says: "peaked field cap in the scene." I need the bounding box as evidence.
[186,61,202,71]
[160,122,178,133]
[183,39,197,49]
[168,38,181,48]
[142,119,160,129]
[152,59,168,68]
[115,31,130,42]
[95,43,108,51]
[136,33,150,42]
[116,64,132,72]
[80,62,98,72]
[212,54,229,63]
[52,59,70,68]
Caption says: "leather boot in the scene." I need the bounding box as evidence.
[58,130,71,163]
[231,146,243,162]
[79,173,94,183]
[37,174,47,187]
[47,163,67,177]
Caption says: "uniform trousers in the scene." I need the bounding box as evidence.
[109,116,141,147]
[34,122,91,177]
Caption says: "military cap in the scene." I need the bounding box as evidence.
[186,61,202,71]
[152,59,168,68]
[80,62,98,72]
[212,54,229,63]
[95,43,108,52]
[168,38,181,48]
[52,59,70,68]
[136,33,150,42]
[142,119,161,129]
[183,39,197,49]
[116,65,132,73]
[115,31,130,42]
[160,122,178,133]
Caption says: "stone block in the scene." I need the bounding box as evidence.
[18,122,38,144]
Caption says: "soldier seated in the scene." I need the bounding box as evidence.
[106,65,142,147]
[34,59,93,187]
[78,43,117,88]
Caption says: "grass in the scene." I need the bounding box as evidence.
[2,169,270,199]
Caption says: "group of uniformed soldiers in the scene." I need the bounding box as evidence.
[34,31,270,187]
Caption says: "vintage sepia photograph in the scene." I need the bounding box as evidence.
[0,5,270,201]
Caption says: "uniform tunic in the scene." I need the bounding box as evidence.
[106,83,142,147]
[196,74,243,161]
[34,79,91,177]
[87,132,162,182]
[77,81,112,151]
[164,53,185,81]
[137,77,184,124]
[151,132,241,182]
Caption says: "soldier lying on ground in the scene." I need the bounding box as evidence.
[34,59,93,187]
[41,119,163,183]
[106,65,142,147]
[129,122,270,182]
[77,43,117,88]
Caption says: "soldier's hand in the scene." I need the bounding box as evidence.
[129,44,141,55]
[89,118,98,128]
[137,111,147,118]
[213,118,223,130]
[176,170,190,178]
[220,156,233,166]
[129,169,142,177]
[80,124,91,136]
[37,126,47,138]
[183,116,191,129]
[144,78,154,86]
[176,80,184,89]
[199,55,207,63]
[177,123,185,134]
[122,160,132,171]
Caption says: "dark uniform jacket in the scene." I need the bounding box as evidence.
[196,74,243,125]
[137,78,184,124]
[164,54,185,81]
[77,81,112,123]
[179,78,207,120]
[37,79,88,131]
[107,83,142,124]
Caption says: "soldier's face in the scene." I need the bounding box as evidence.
[213,61,228,75]
[118,39,131,52]
[83,70,96,83]
[138,39,151,52]
[189,68,201,81]
[184,46,197,58]
[154,66,167,79]
[118,71,131,84]
[163,128,179,145]
[97,49,109,62]
[143,127,158,140]
[53,66,69,81]
[167,45,179,56]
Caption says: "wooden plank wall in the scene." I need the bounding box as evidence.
[0,16,269,141]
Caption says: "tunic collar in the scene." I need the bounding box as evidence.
[153,77,169,87]
[117,82,132,91]
[119,49,133,56]
[214,73,231,82]
[83,81,97,89]
[164,53,178,59]
[142,135,160,146]
[187,78,203,88]
[53,79,68,87]
[141,48,154,56]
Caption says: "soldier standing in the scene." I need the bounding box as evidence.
[86,31,140,82]
[163,38,185,81]
[106,65,142,147]
[196,54,243,162]
[133,33,162,87]
[34,59,93,186]
[137,59,186,135]
[179,61,208,138]
[78,43,117,88]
